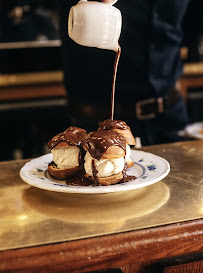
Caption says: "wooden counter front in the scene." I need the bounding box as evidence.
[0,219,202,273]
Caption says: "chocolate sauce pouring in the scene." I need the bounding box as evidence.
[111,44,121,120]
[48,44,136,186]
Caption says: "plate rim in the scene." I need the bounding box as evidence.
[19,150,170,194]
[184,121,203,139]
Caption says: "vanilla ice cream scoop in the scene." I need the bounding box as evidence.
[48,126,87,179]
[51,146,80,169]
[125,144,131,162]
[84,144,131,177]
[84,151,125,178]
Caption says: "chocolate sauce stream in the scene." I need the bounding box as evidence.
[111,44,121,121]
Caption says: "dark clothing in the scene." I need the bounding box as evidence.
[59,0,203,145]
[0,8,58,42]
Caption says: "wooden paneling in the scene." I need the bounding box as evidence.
[164,260,203,273]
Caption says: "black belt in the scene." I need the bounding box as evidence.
[70,88,181,120]
[119,88,181,120]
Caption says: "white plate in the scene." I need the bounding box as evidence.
[20,150,170,194]
[184,121,203,139]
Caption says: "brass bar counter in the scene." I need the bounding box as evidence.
[0,140,202,273]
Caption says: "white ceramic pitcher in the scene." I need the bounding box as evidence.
[68,0,122,51]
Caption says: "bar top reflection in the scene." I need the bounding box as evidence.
[0,140,202,251]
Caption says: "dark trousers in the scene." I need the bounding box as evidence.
[67,96,189,146]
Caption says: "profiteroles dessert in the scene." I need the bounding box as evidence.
[82,129,127,185]
[98,119,136,168]
[47,126,87,179]
[47,120,136,185]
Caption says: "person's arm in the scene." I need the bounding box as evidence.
[182,0,203,61]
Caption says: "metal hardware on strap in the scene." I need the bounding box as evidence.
[157,97,164,113]
[135,97,164,120]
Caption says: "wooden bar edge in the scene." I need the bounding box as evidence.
[0,219,202,273]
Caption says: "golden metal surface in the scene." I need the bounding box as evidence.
[0,140,202,251]
[0,71,63,87]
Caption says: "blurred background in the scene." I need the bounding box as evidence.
[0,0,203,161]
[0,0,68,161]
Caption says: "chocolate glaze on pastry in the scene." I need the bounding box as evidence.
[98,119,129,130]
[82,129,126,160]
[98,119,136,146]
[48,126,87,150]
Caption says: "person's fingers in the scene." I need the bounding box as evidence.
[102,0,118,4]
